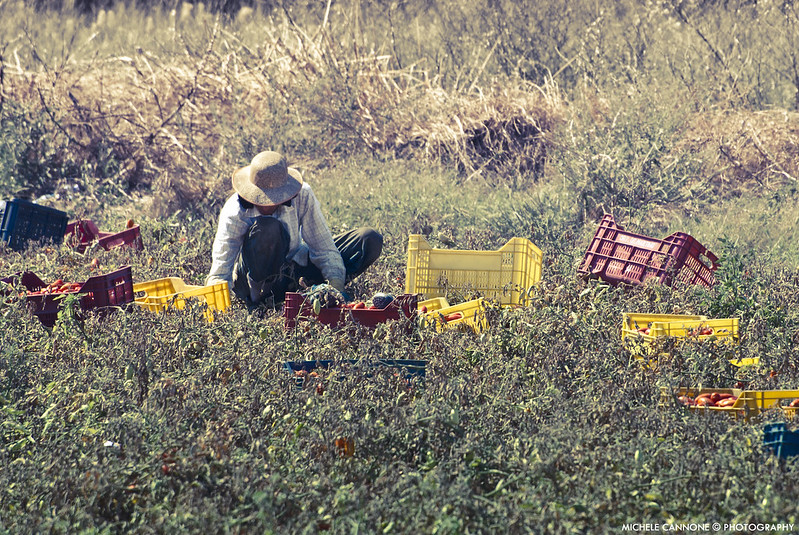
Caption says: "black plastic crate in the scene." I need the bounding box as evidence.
[1,199,69,251]
[763,423,799,459]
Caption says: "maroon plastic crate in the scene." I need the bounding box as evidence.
[283,292,420,330]
[65,219,143,253]
[577,214,718,288]
[1,266,135,327]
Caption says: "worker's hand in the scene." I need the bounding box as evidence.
[302,283,346,308]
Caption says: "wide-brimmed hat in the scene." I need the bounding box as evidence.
[231,151,303,206]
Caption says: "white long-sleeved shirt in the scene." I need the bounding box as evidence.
[206,183,345,293]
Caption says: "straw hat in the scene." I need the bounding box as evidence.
[231,151,303,206]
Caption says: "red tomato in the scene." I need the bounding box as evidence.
[789,399,799,408]
[334,437,354,457]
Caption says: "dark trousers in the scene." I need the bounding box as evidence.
[233,217,383,305]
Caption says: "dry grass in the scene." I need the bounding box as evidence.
[678,109,799,193]
[1,8,566,213]
[4,2,799,217]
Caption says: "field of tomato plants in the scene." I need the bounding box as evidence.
[3,163,799,534]
[3,1,799,533]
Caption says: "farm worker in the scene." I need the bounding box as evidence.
[206,150,383,308]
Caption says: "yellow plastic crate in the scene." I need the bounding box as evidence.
[133,277,230,321]
[422,298,490,334]
[660,386,799,421]
[622,313,751,366]
[418,297,450,313]
[405,234,542,306]
[621,313,707,342]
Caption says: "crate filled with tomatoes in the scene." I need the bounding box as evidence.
[621,313,751,366]
[661,386,799,421]
[1,266,135,327]
[283,292,419,330]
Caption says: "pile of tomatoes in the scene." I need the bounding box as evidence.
[679,393,799,409]
[26,279,82,296]
[678,391,738,408]
[687,327,715,336]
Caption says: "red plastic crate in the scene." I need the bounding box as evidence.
[283,292,419,330]
[1,266,134,327]
[65,219,143,253]
[578,214,718,288]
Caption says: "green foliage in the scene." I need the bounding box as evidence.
[2,202,799,533]
[553,91,713,225]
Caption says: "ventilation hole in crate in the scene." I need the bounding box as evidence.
[631,249,650,264]
[624,264,643,280]
[615,244,632,260]
[607,260,625,275]
[599,241,613,255]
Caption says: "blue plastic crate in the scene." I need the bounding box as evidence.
[283,359,427,388]
[1,199,69,251]
[763,423,799,459]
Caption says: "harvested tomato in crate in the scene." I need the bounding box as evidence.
[64,219,143,253]
[660,386,799,422]
[1,266,134,327]
[420,297,491,334]
[578,214,718,288]
[283,292,419,330]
